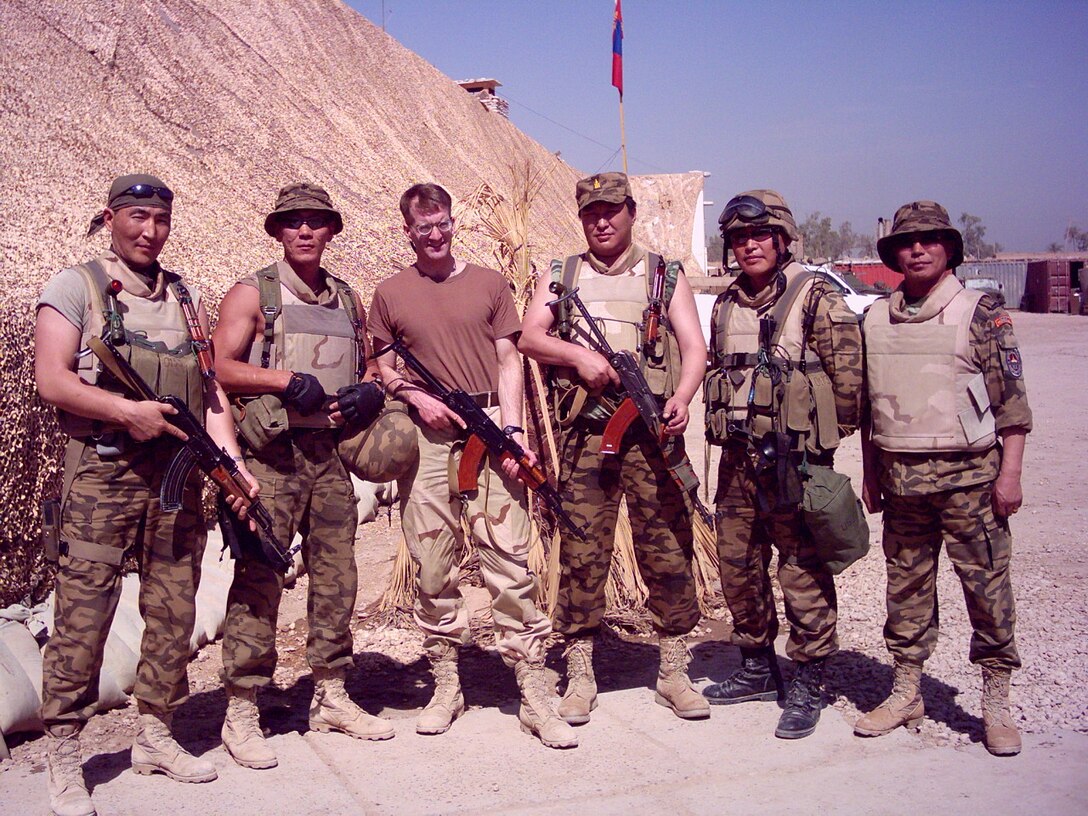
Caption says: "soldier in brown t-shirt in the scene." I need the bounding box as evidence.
[857,201,1032,757]
[370,183,576,749]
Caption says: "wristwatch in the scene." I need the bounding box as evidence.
[502,425,525,437]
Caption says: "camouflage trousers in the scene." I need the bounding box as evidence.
[552,422,699,637]
[400,407,551,666]
[881,482,1020,669]
[221,429,358,688]
[714,441,838,662]
[41,437,205,730]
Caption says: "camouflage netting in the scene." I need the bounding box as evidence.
[0,0,587,605]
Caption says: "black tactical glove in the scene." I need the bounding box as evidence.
[283,372,327,416]
[336,381,385,427]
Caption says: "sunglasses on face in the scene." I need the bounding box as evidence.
[729,226,776,246]
[279,213,333,231]
[409,219,454,238]
[119,184,174,202]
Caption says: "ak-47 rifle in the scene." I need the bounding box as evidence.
[87,280,298,571]
[380,337,586,540]
[547,281,716,528]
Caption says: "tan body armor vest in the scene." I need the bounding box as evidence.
[60,255,203,439]
[243,261,360,429]
[550,251,681,423]
[705,262,839,454]
[865,275,995,453]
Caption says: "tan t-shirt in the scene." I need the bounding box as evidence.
[369,263,520,394]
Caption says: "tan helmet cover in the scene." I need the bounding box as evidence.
[718,189,799,243]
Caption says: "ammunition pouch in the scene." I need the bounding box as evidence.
[41,499,61,563]
[231,394,289,451]
[801,465,870,574]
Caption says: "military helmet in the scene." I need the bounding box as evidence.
[338,401,419,482]
[718,189,799,243]
[877,200,964,270]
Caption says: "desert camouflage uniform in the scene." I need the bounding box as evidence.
[39,256,207,728]
[873,296,1031,669]
[712,277,863,661]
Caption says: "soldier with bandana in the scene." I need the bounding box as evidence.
[856,201,1031,757]
[700,190,863,740]
[35,174,256,816]
[519,172,711,725]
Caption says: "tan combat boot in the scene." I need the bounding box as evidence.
[514,656,578,749]
[46,724,96,816]
[417,641,465,735]
[222,685,277,769]
[130,709,217,783]
[310,666,395,740]
[854,661,925,737]
[981,666,1021,756]
[655,635,711,720]
[558,635,598,725]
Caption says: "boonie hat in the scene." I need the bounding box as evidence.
[264,182,344,236]
[576,172,632,212]
[877,200,963,270]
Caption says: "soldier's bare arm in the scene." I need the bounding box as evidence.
[661,269,707,434]
[34,305,187,442]
[518,270,618,390]
[496,333,537,478]
[211,283,293,396]
[375,342,464,432]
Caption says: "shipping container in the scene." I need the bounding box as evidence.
[1024,260,1076,313]
[957,261,1027,311]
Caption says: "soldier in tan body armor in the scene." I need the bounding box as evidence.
[35,174,257,816]
[855,201,1031,756]
[701,190,863,740]
[214,184,393,769]
[519,172,711,725]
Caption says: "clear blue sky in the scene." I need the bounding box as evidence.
[346,1,1087,252]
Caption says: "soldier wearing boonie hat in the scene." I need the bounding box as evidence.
[519,172,712,726]
[700,189,863,741]
[36,174,255,813]
[215,182,395,769]
[857,201,1032,757]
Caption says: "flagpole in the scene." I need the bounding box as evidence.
[619,96,628,175]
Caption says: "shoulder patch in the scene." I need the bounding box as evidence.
[1002,348,1023,380]
[993,313,1013,330]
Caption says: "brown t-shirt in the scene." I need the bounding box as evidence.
[369,263,520,393]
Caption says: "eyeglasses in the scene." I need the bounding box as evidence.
[118,184,174,202]
[409,219,453,238]
[729,226,776,246]
[279,213,333,231]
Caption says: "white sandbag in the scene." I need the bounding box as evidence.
[353,476,380,523]
[0,621,44,751]
[189,534,234,652]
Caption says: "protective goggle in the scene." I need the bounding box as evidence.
[117,184,174,203]
[719,194,770,226]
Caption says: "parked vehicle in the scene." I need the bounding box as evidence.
[963,276,1006,307]
[805,265,883,316]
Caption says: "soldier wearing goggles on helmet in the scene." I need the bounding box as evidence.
[701,190,863,740]
[856,201,1032,757]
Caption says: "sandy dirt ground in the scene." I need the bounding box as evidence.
[2,311,1086,814]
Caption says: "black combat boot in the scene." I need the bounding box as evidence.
[775,658,826,739]
[702,646,782,705]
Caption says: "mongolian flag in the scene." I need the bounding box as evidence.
[612,0,623,97]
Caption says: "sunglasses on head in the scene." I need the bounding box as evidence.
[118,184,174,202]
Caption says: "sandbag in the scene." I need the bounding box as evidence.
[0,621,43,756]
[802,465,870,574]
[189,534,234,652]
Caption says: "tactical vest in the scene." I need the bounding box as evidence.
[865,275,995,453]
[548,252,682,424]
[704,262,840,455]
[245,261,364,429]
[59,256,204,439]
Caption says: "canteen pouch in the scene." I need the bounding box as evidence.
[232,394,289,451]
[802,465,870,575]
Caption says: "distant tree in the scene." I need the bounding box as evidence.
[799,212,870,260]
[1047,241,1064,253]
[1065,225,1088,252]
[958,212,1002,259]
[856,234,876,257]
[706,232,724,265]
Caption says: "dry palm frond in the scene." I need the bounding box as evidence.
[361,534,417,628]
[691,514,723,615]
